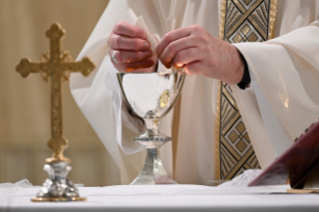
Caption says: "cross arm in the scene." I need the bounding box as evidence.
[61,57,95,76]
[16,58,48,78]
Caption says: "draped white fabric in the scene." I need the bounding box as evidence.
[6,185,319,212]
[70,0,319,185]
[233,20,319,167]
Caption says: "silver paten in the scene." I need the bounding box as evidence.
[117,70,185,185]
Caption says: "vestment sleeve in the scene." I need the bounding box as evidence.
[231,20,319,168]
[69,0,165,163]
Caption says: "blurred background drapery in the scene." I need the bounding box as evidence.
[0,0,121,186]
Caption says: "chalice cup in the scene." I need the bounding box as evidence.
[117,69,185,185]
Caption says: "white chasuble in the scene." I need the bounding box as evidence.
[70,0,319,185]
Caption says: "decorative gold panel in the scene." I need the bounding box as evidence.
[215,0,277,180]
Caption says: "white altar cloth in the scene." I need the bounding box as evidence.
[1,185,319,212]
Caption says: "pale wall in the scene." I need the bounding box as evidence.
[0,0,121,186]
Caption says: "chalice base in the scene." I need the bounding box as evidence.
[130,147,177,185]
[32,161,86,202]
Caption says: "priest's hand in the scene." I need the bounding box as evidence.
[108,22,157,73]
[157,25,244,84]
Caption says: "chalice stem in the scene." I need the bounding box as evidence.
[130,147,177,185]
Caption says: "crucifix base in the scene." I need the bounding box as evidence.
[31,161,86,202]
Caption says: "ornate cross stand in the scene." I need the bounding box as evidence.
[16,23,95,202]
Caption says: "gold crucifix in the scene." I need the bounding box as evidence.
[16,23,95,164]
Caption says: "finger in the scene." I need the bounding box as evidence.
[109,34,150,51]
[184,61,205,76]
[113,21,146,39]
[157,27,191,57]
[121,59,155,72]
[172,48,201,69]
[160,37,197,68]
[110,49,152,63]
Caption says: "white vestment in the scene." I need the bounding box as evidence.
[70,0,319,185]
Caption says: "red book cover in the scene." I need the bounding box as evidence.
[249,120,319,189]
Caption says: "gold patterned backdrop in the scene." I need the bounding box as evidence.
[0,0,121,186]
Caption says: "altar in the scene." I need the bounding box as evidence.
[1,185,319,212]
[2,1,319,211]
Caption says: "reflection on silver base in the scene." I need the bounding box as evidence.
[131,139,177,185]
[34,162,85,202]
[31,197,86,202]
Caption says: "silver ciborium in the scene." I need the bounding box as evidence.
[117,69,185,185]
